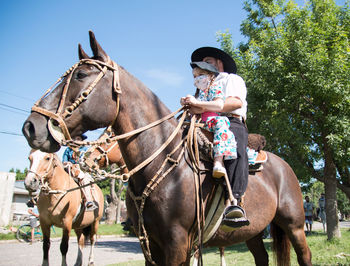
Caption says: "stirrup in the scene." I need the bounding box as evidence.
[224,205,246,219]
[222,217,250,228]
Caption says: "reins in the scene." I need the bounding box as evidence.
[31,57,207,265]
[29,153,97,196]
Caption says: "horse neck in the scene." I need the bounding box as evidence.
[113,68,179,181]
[115,68,174,131]
[46,160,72,191]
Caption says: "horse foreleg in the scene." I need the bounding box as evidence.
[41,223,51,266]
[245,233,268,266]
[60,227,71,266]
[74,229,84,266]
[219,247,226,266]
[88,223,99,266]
[192,248,199,266]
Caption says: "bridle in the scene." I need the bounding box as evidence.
[31,58,122,143]
[82,130,127,171]
[30,55,206,265]
[28,153,57,194]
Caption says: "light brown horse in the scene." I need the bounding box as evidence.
[22,31,312,266]
[24,150,104,266]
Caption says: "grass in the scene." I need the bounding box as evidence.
[110,228,350,266]
[2,224,349,265]
[0,223,125,241]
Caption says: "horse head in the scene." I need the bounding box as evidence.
[22,31,120,152]
[25,150,57,192]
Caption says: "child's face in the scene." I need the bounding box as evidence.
[192,68,207,78]
[193,68,211,91]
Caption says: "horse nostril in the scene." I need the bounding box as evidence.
[22,120,35,139]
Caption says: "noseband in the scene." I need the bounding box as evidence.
[31,58,122,143]
[28,153,56,193]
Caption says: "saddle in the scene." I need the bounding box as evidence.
[189,126,269,245]
[196,129,268,172]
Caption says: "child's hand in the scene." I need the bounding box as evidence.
[180,97,186,106]
[185,95,197,105]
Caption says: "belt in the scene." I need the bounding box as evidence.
[225,113,242,120]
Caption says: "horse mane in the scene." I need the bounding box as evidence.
[53,153,65,169]
[118,65,173,116]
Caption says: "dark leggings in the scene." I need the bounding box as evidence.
[223,117,249,200]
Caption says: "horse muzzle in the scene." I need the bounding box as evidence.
[22,113,61,153]
[24,174,40,193]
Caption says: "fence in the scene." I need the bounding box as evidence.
[0,172,15,226]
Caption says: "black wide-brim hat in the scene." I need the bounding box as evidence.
[191,47,237,74]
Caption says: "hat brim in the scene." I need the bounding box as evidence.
[190,61,219,74]
[191,47,237,74]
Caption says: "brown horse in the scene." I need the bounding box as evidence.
[22,31,312,266]
[24,150,104,266]
[82,130,128,174]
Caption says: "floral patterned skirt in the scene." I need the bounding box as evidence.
[205,116,237,160]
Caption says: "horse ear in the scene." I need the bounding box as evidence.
[78,44,89,60]
[89,30,110,62]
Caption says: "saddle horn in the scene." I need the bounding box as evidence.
[78,44,89,60]
[89,30,110,62]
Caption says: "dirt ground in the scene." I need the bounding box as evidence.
[0,235,144,266]
[1,221,349,266]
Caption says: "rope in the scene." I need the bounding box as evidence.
[30,54,208,263]
[65,106,185,147]
[127,136,186,265]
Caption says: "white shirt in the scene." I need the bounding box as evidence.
[214,72,247,120]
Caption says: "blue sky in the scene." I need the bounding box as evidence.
[0,0,346,172]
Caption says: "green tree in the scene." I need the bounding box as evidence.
[9,168,28,180]
[337,189,350,218]
[217,0,349,239]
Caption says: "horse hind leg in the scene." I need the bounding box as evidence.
[281,225,312,266]
[245,232,268,266]
[74,229,84,266]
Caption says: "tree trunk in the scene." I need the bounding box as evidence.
[324,142,341,240]
[115,179,123,223]
[306,161,350,201]
[105,179,119,224]
[105,201,117,224]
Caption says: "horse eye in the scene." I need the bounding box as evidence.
[45,157,50,161]
[76,71,88,80]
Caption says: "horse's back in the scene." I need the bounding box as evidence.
[262,153,304,227]
[206,151,305,246]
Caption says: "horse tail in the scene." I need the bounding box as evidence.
[270,222,291,266]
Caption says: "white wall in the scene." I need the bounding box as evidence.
[0,172,15,226]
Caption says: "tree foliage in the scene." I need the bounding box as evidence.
[217,0,349,239]
[218,0,349,197]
